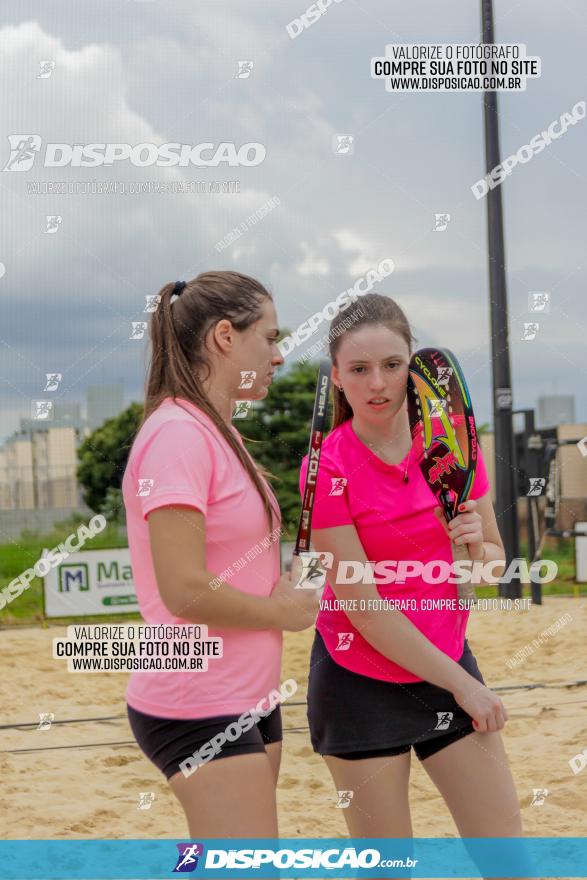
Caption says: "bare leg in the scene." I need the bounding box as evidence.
[265,740,282,787]
[322,752,415,880]
[420,731,536,880]
[323,751,413,836]
[420,731,521,836]
[169,751,279,838]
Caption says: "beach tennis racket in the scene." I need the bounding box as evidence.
[407,348,480,602]
[293,358,332,587]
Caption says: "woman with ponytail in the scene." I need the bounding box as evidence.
[299,293,526,842]
[122,271,318,837]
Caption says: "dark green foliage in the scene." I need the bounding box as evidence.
[76,402,143,520]
[238,361,330,538]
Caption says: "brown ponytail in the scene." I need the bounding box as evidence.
[140,270,278,531]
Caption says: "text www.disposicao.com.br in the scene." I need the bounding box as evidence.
[70,657,200,671]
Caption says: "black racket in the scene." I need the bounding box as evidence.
[295,358,332,555]
[292,359,332,588]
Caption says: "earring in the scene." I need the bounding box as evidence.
[338,385,343,392]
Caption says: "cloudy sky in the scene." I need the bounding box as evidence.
[1,0,585,444]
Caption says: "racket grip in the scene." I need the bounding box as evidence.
[451,541,478,604]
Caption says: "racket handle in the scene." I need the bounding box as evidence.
[451,541,478,603]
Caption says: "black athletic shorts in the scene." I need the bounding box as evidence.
[307,629,486,761]
[127,703,283,780]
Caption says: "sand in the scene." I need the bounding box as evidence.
[1,596,586,840]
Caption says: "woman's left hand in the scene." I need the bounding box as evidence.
[434,499,484,560]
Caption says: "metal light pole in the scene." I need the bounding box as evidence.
[481,0,521,599]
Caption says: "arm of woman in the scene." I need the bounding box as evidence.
[311,520,508,731]
[148,505,318,631]
[311,521,477,694]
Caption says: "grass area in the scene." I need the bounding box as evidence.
[0,520,585,626]
[0,513,141,627]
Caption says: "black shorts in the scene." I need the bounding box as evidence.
[307,630,485,762]
[127,704,283,780]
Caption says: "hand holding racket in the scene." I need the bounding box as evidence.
[407,348,481,603]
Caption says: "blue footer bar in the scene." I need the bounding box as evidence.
[1,837,586,878]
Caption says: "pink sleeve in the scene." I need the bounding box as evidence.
[470,440,490,500]
[135,420,214,520]
[299,452,354,530]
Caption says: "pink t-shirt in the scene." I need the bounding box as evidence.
[299,417,490,683]
[122,397,282,719]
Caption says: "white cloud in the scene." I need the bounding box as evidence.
[296,241,330,277]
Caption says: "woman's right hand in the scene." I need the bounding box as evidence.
[269,555,321,632]
[452,678,509,732]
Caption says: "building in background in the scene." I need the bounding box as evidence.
[0,382,124,513]
[481,422,587,534]
[537,394,576,429]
